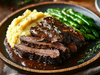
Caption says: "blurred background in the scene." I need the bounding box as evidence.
[0,0,94,21]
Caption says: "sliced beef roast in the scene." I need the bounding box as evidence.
[20,36,71,60]
[20,36,67,51]
[14,17,86,65]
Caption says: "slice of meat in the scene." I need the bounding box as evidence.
[20,36,45,42]
[20,35,71,59]
[14,44,61,65]
[14,44,60,58]
[20,36,67,51]
[20,36,53,49]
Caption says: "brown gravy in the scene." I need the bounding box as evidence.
[4,38,89,70]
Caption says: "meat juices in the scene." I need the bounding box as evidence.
[5,17,86,67]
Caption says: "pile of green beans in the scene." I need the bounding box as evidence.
[46,8,100,40]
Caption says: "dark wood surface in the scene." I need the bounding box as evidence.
[0,0,100,75]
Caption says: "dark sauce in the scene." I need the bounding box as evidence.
[4,38,89,70]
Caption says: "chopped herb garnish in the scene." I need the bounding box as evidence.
[78,40,100,63]
[58,30,61,33]
[89,49,92,51]
[52,22,54,24]
[78,59,85,63]
[54,38,57,41]
[96,41,100,44]
[18,24,20,26]
[82,56,85,59]
[26,18,28,20]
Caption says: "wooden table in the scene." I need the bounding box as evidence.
[0,0,100,75]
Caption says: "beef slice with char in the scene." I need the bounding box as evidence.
[20,35,71,60]
[14,44,61,65]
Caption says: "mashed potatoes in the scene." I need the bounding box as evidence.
[6,9,51,48]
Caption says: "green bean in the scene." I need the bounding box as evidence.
[87,34,95,40]
[90,28,99,38]
[82,25,91,33]
[72,27,81,32]
[84,16,94,22]
[75,13,83,17]
[59,19,82,33]
[50,13,79,28]
[63,22,72,27]
[59,19,71,26]
[74,12,99,30]
[67,8,74,15]
[46,8,61,14]
[67,19,79,28]
[50,13,62,18]
[67,8,93,27]
[62,8,84,25]
[75,13,94,21]
[89,21,100,30]
[80,28,86,34]
[82,34,90,40]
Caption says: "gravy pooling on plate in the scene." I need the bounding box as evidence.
[4,38,89,70]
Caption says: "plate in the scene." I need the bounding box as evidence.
[95,0,100,12]
[0,1,100,74]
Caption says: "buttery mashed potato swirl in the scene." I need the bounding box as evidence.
[6,9,51,48]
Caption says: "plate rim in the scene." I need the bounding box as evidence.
[0,1,100,73]
[95,0,100,13]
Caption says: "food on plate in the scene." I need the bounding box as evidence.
[13,17,85,65]
[4,8,99,69]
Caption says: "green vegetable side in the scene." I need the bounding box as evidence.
[45,8,100,40]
